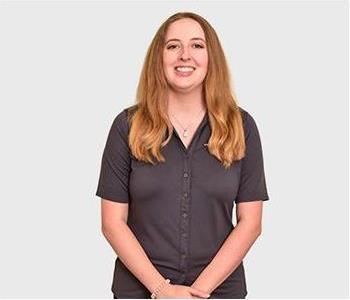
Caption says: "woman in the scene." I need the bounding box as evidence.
[96,12,269,299]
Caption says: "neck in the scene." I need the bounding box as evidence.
[167,88,206,117]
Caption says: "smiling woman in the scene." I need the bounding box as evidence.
[163,18,208,94]
[96,11,269,299]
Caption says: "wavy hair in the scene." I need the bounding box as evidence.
[127,12,246,169]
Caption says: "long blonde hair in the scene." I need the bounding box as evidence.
[127,12,246,169]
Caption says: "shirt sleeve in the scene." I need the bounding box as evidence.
[235,110,269,203]
[95,109,131,203]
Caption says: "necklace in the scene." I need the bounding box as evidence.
[169,108,206,138]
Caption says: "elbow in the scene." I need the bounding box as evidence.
[101,221,114,237]
[250,225,262,237]
[101,223,116,236]
[101,225,111,238]
[101,225,118,242]
[101,219,126,237]
[257,227,262,236]
[254,223,262,236]
[237,220,262,236]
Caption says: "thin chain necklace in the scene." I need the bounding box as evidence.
[169,108,206,138]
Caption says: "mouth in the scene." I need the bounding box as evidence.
[174,66,196,71]
[174,66,196,77]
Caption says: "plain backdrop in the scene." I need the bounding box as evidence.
[0,0,348,298]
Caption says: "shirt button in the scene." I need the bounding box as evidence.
[184,192,188,197]
[182,212,187,218]
[184,172,189,178]
[182,254,186,258]
[182,232,187,237]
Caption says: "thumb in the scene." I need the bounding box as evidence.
[189,287,211,298]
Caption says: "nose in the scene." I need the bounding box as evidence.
[179,45,191,62]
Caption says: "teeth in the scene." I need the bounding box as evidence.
[175,67,195,72]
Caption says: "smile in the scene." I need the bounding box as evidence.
[174,67,195,77]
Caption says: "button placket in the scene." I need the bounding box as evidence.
[175,117,208,281]
[179,153,190,275]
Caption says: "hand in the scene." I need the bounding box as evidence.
[156,283,210,299]
[190,284,211,299]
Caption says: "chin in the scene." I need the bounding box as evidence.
[173,84,200,93]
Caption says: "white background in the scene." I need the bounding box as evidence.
[0,0,348,298]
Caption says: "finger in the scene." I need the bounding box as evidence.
[189,295,203,299]
[189,288,211,298]
[190,293,209,299]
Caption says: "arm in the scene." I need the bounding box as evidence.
[191,110,269,294]
[102,199,210,299]
[97,113,168,294]
[191,200,263,294]
[101,199,166,295]
[97,113,209,298]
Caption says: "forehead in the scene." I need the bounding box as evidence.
[165,18,205,41]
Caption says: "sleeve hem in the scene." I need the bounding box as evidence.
[95,190,129,203]
[235,196,270,203]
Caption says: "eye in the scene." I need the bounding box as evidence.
[167,44,179,50]
[193,43,204,49]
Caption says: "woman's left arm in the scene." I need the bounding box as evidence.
[191,200,263,295]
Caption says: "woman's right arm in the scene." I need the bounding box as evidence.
[101,198,166,295]
[101,199,210,299]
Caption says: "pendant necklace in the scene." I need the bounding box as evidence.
[169,108,206,139]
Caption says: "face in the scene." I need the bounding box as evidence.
[163,18,208,93]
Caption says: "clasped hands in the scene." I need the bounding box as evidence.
[155,283,211,299]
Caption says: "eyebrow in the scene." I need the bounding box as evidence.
[165,37,206,44]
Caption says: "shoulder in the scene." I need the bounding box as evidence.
[238,106,257,135]
[238,106,248,122]
[112,104,138,134]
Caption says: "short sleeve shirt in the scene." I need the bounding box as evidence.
[96,106,269,299]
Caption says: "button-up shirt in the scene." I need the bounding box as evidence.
[96,105,269,298]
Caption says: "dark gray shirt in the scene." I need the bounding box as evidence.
[96,106,269,299]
